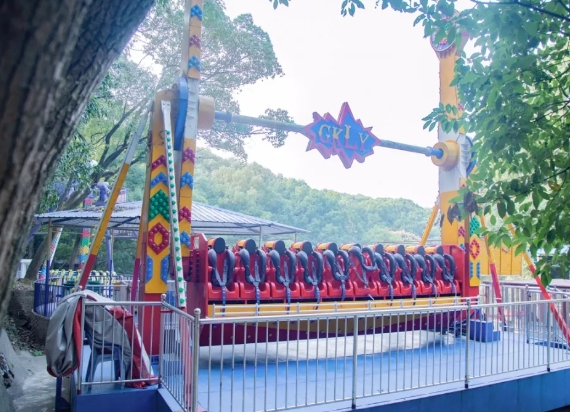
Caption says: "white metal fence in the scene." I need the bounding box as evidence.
[77,300,162,393]
[159,301,199,411]
[76,295,570,412]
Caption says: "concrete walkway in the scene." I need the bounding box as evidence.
[13,352,55,412]
[1,330,55,412]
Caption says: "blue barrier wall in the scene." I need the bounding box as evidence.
[357,369,570,412]
[75,389,158,412]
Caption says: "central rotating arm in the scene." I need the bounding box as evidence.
[214,111,444,159]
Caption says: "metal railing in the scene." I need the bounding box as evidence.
[78,300,162,394]
[161,298,569,412]
[73,293,570,412]
[160,301,199,411]
[33,281,130,317]
[481,283,570,351]
[481,282,570,304]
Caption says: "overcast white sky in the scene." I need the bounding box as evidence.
[221,0,451,208]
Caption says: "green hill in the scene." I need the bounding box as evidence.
[47,149,437,274]
[186,150,435,245]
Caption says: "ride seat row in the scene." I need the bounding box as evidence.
[205,247,460,303]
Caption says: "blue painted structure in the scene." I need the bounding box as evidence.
[352,366,570,412]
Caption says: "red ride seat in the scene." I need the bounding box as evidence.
[321,250,354,300]
[296,252,327,300]
[345,245,378,298]
[392,253,415,297]
[266,249,301,301]
[371,247,402,299]
[206,248,240,302]
[234,249,271,302]
[411,255,435,296]
[432,253,460,295]
[350,267,379,297]
[434,253,461,295]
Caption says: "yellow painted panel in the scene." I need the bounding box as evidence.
[145,90,177,295]
[207,297,460,318]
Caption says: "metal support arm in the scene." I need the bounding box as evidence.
[214,111,443,159]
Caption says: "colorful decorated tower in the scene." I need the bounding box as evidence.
[78,196,93,269]
[429,13,521,279]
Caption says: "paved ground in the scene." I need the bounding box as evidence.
[12,352,55,412]
[1,329,54,412]
[14,352,55,412]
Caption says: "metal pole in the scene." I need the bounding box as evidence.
[215,112,304,133]
[43,221,52,317]
[192,308,201,411]
[525,285,530,343]
[547,303,551,372]
[479,214,505,324]
[76,108,150,290]
[214,111,444,159]
[351,314,358,410]
[77,294,86,393]
[159,294,166,388]
[110,230,115,273]
[465,298,471,389]
[420,200,439,246]
[507,223,570,345]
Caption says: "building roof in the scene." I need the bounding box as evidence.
[33,201,307,237]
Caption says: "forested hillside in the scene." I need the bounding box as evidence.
[126,149,436,244]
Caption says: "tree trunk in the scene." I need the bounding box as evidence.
[24,237,47,281]
[0,0,155,322]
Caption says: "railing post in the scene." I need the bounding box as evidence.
[351,314,358,410]
[465,299,471,389]
[524,285,530,343]
[159,294,166,388]
[547,302,551,372]
[192,308,201,412]
[77,294,86,394]
[33,282,40,315]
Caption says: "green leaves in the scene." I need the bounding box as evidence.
[339,0,366,16]
[271,0,289,9]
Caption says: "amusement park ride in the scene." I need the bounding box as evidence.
[72,1,568,352]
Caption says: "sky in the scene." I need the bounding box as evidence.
[221,0,444,208]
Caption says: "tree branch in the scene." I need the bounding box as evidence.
[98,97,146,165]
[471,0,570,22]
[557,0,570,14]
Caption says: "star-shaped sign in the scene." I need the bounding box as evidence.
[302,103,381,169]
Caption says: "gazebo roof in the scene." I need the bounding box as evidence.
[34,201,307,237]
